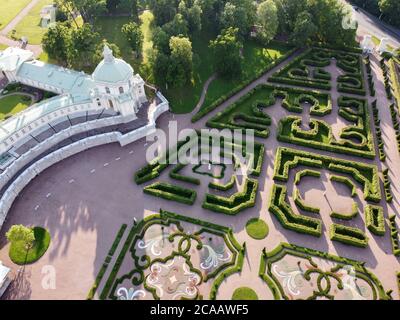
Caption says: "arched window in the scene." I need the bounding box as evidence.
[105,87,110,94]
[119,87,124,94]
[109,100,114,109]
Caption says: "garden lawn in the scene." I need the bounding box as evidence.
[94,11,154,81]
[0,94,32,121]
[9,227,51,265]
[8,0,82,45]
[232,287,258,300]
[245,218,269,240]
[0,0,31,31]
[0,44,8,51]
[199,40,292,113]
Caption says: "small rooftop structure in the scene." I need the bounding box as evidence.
[361,35,374,54]
[378,38,392,55]
[40,4,56,28]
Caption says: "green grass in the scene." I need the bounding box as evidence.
[245,218,269,240]
[94,11,154,82]
[231,287,259,300]
[8,0,56,44]
[9,227,51,265]
[371,35,394,52]
[0,94,32,121]
[93,10,292,114]
[0,44,8,51]
[0,0,31,31]
[200,41,291,112]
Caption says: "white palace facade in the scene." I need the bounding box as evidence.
[0,45,169,228]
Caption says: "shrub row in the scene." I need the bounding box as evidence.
[388,59,400,106]
[294,188,320,214]
[208,175,236,191]
[143,182,197,205]
[371,100,386,161]
[294,169,321,185]
[365,57,376,97]
[202,179,258,215]
[191,47,297,122]
[193,162,226,179]
[277,96,375,159]
[329,223,369,248]
[273,147,381,203]
[169,164,201,185]
[380,59,393,100]
[330,175,356,197]
[269,184,322,237]
[330,203,359,221]
[382,168,393,203]
[365,205,385,236]
[388,215,400,256]
[87,224,128,300]
[389,103,400,153]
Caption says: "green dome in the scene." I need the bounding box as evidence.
[92,45,133,83]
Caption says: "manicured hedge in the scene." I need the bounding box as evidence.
[365,205,385,236]
[382,168,393,203]
[294,169,321,185]
[388,58,400,106]
[329,223,368,248]
[170,164,201,185]
[371,100,386,161]
[330,175,357,197]
[203,179,258,215]
[277,96,375,159]
[294,189,320,214]
[330,203,358,221]
[388,215,400,256]
[269,184,322,237]
[209,175,236,191]
[143,182,197,205]
[273,147,381,203]
[87,224,127,300]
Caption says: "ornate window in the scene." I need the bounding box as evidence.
[105,87,111,94]
[119,87,124,94]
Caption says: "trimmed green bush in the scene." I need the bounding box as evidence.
[209,176,236,191]
[232,287,258,300]
[246,218,269,240]
[273,147,381,203]
[269,184,322,237]
[143,182,197,205]
[294,189,320,214]
[203,179,258,215]
[329,175,357,197]
[329,224,368,248]
[365,205,385,236]
[330,203,358,220]
[295,169,321,185]
[388,215,400,256]
[169,164,201,185]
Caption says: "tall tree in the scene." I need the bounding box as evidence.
[379,0,400,27]
[121,22,144,56]
[220,1,256,38]
[68,23,99,69]
[56,0,107,24]
[289,11,317,47]
[209,27,243,78]
[149,0,178,26]
[6,225,35,250]
[42,22,71,65]
[167,36,193,87]
[257,0,279,44]
[163,13,189,37]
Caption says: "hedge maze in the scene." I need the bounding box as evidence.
[134,131,264,216]
[127,44,399,299]
[270,47,366,95]
[259,243,391,300]
[98,211,245,300]
[268,147,385,248]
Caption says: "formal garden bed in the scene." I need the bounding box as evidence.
[259,243,391,300]
[96,210,245,300]
[269,47,366,95]
[231,287,258,300]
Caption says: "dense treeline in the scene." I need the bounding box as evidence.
[44,0,358,87]
[350,0,400,28]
